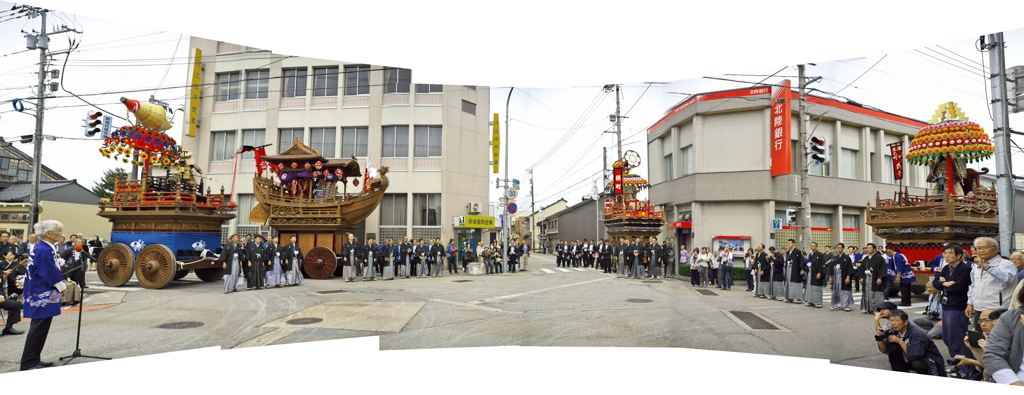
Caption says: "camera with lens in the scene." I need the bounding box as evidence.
[947,355,965,366]
[874,328,897,342]
[926,310,940,319]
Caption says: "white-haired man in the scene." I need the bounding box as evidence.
[967,237,1017,332]
[20,220,69,370]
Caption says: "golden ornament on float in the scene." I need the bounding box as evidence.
[120,97,172,131]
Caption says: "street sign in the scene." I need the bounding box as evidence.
[506,202,518,214]
[771,219,781,230]
[505,188,518,200]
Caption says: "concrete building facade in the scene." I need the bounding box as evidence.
[183,38,491,245]
[646,85,934,253]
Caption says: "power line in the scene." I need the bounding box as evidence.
[153,34,184,96]
[909,49,985,79]
[834,55,885,95]
[932,45,989,71]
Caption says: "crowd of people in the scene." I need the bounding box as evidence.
[553,236,676,279]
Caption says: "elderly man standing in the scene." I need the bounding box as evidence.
[20,220,69,370]
[967,237,1017,332]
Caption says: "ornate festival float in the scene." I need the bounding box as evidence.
[866,102,997,292]
[95,97,237,289]
[603,150,665,245]
[249,139,389,279]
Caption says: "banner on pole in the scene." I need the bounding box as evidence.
[888,142,904,180]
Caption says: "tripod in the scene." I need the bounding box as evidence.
[59,263,111,365]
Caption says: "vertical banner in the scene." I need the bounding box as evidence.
[613,167,623,194]
[492,113,500,173]
[187,48,202,137]
[770,79,792,176]
[888,142,904,180]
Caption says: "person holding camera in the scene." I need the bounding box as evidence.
[953,308,1006,381]
[876,309,945,375]
[911,281,944,339]
[933,244,974,377]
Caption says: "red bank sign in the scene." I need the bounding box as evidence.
[770,80,793,177]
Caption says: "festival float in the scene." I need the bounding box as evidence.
[94,97,237,289]
[249,139,389,279]
[602,150,665,243]
[866,102,997,293]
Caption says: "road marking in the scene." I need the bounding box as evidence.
[573,268,587,272]
[469,277,612,305]
[556,268,572,272]
[540,269,555,274]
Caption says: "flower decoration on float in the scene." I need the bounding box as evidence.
[905,120,995,165]
[98,125,181,170]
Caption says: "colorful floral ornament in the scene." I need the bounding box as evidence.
[906,120,994,165]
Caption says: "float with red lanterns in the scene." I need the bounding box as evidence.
[249,139,389,279]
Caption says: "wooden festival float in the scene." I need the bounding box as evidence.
[602,150,665,246]
[95,97,237,289]
[249,139,389,279]
[866,102,997,292]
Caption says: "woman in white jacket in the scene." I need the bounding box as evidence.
[697,247,712,288]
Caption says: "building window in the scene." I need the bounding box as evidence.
[344,65,370,96]
[244,69,269,99]
[464,85,477,91]
[216,72,241,102]
[240,129,265,160]
[811,213,832,228]
[413,126,442,157]
[841,149,858,179]
[663,154,673,181]
[461,100,476,115]
[212,131,236,161]
[382,126,409,158]
[680,145,692,176]
[380,194,408,226]
[384,68,411,94]
[842,214,860,229]
[341,127,369,158]
[278,128,303,152]
[282,68,307,98]
[310,128,336,158]
[236,194,257,225]
[17,168,30,181]
[0,157,9,170]
[413,193,441,226]
[312,67,339,97]
[883,155,894,184]
[415,84,442,93]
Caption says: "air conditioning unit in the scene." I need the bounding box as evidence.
[467,202,481,214]
[678,212,692,222]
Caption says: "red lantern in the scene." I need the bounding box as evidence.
[315,161,324,170]
[304,163,311,170]
[291,162,298,169]
[312,171,320,177]
[335,169,343,177]
[353,179,360,186]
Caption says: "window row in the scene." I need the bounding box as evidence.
[216,67,444,102]
[211,126,443,161]
[380,193,441,226]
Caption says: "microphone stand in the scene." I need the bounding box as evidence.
[59,262,111,365]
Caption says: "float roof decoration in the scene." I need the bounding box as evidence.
[605,173,651,191]
[260,139,362,182]
[98,125,181,170]
[121,97,172,132]
[906,102,994,166]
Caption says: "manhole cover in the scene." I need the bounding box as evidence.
[158,321,204,329]
[316,290,347,294]
[626,298,653,303]
[452,280,473,283]
[696,289,719,296]
[286,317,324,325]
[642,281,663,284]
[729,311,779,330]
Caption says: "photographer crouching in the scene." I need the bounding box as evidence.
[876,308,946,376]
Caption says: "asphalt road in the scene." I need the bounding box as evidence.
[0,253,951,375]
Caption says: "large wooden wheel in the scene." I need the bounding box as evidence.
[194,267,225,282]
[135,244,178,289]
[97,243,134,287]
[303,247,337,279]
[173,269,191,281]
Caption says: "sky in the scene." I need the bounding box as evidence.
[1,0,1023,392]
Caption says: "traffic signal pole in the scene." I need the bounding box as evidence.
[798,64,811,252]
[27,10,47,232]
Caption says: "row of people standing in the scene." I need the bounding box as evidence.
[339,236,528,280]
[218,234,304,293]
[611,237,675,279]
[689,246,738,290]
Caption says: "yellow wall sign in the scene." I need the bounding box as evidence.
[492,113,500,173]
[187,48,202,137]
[455,215,495,229]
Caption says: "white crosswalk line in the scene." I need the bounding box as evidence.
[556,268,572,272]
[541,268,555,274]
[573,268,587,272]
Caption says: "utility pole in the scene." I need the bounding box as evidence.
[798,64,811,252]
[615,85,622,160]
[529,168,535,251]
[500,88,512,266]
[986,33,1015,256]
[27,9,47,233]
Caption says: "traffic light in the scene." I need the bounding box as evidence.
[810,136,830,164]
[785,209,797,226]
[84,110,102,137]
